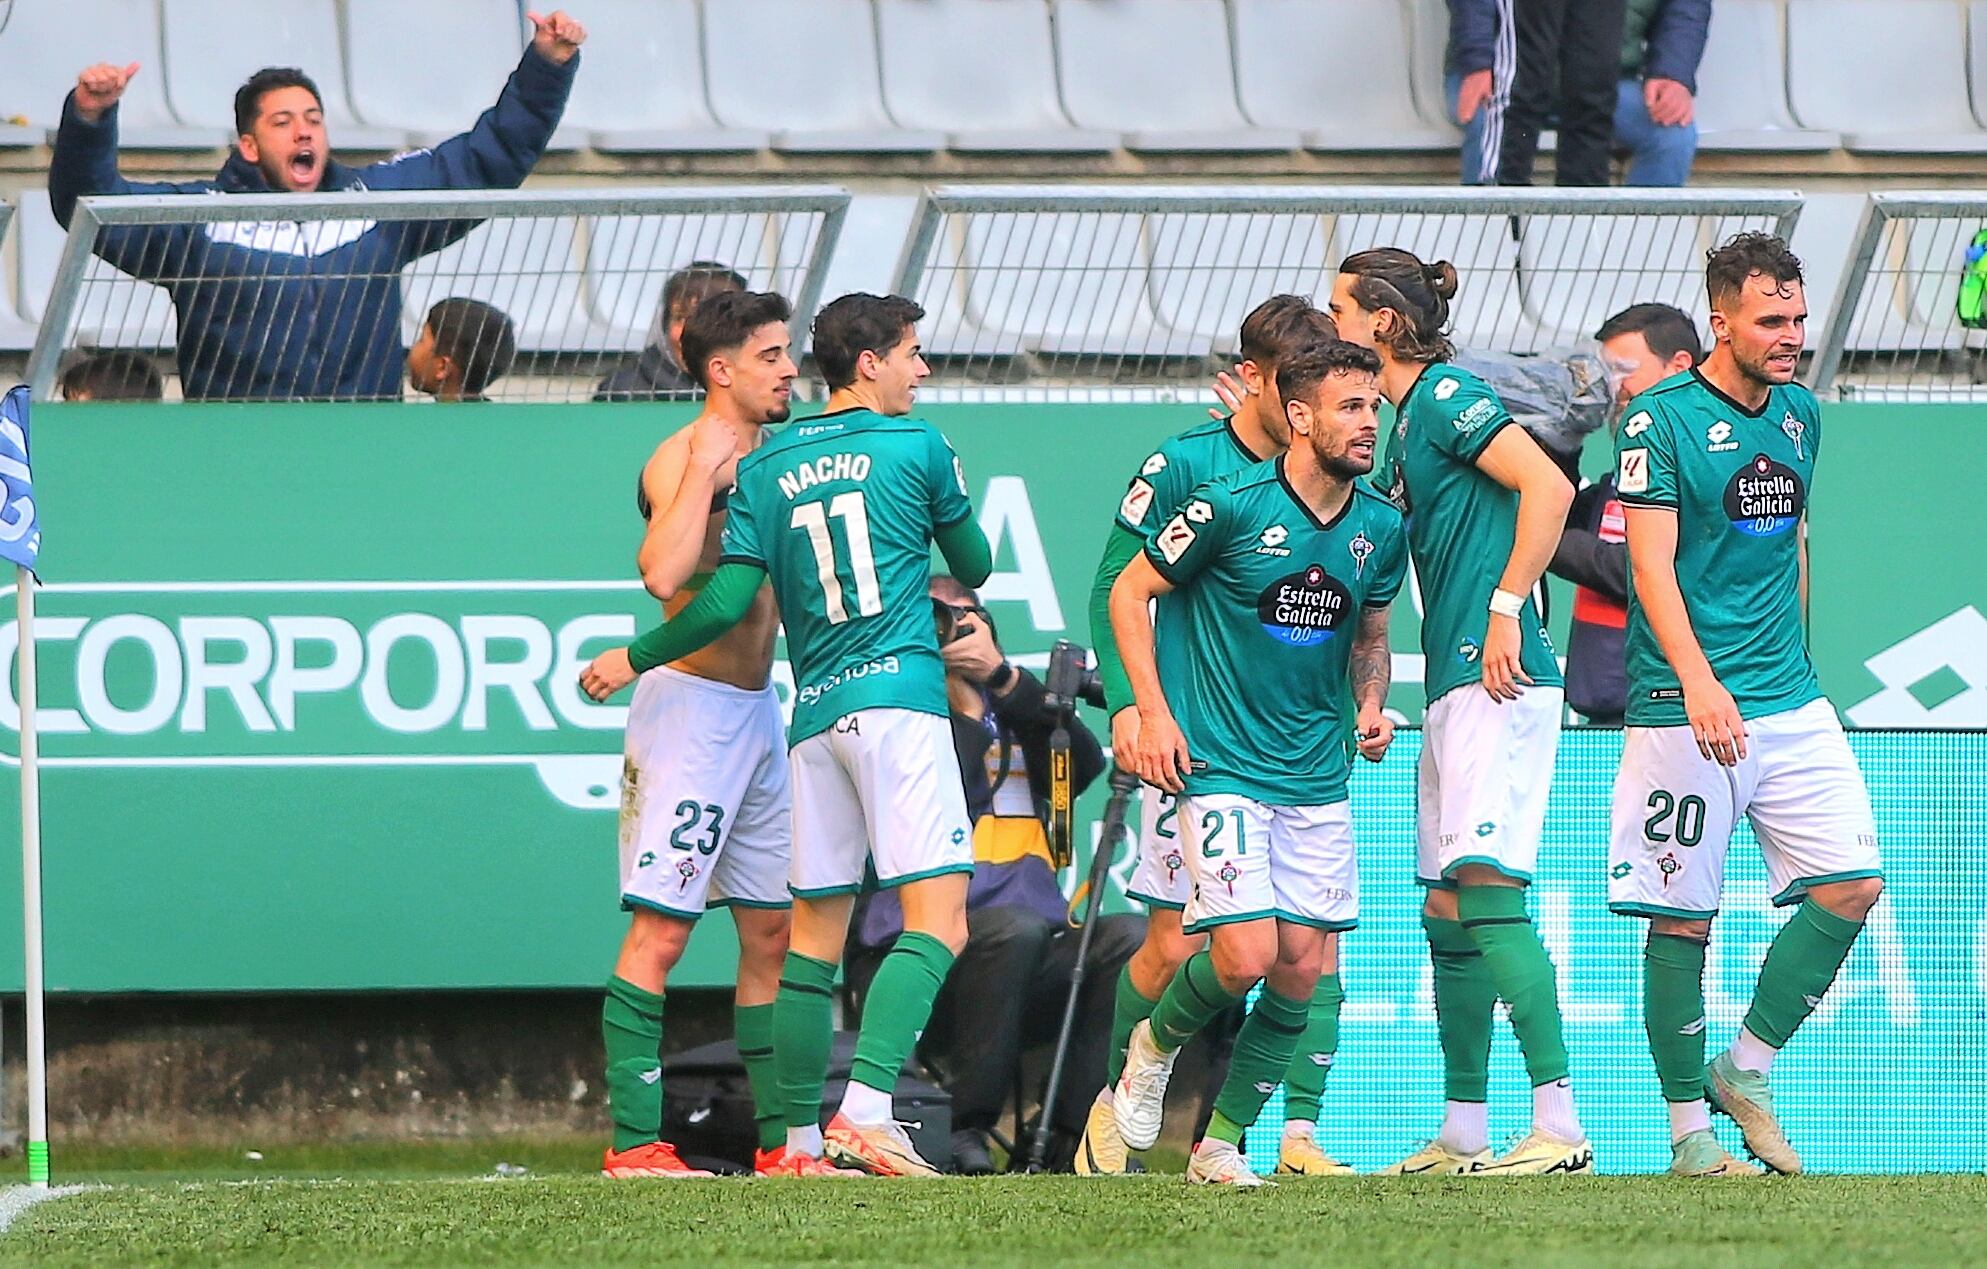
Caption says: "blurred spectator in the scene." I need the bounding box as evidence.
[49,12,585,402]
[1612,0,1709,186]
[407,298,518,402]
[1547,301,1702,723]
[1450,0,1629,183]
[58,350,164,402]
[849,576,1134,1175]
[593,262,746,402]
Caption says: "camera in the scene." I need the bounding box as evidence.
[933,598,977,647]
[1046,639,1107,711]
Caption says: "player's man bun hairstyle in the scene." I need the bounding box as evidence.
[1595,301,1704,366]
[234,67,325,136]
[1275,339,1383,411]
[1238,295,1341,376]
[1338,247,1458,364]
[1705,232,1805,308]
[811,293,926,391]
[678,289,793,392]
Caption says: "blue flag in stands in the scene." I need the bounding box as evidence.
[0,386,40,572]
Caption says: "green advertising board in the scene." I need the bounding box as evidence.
[0,401,1978,1001]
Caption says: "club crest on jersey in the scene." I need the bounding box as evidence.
[1256,565,1351,647]
[1656,852,1681,888]
[1706,420,1738,453]
[1257,524,1290,556]
[1348,531,1375,579]
[676,858,700,892]
[1724,453,1804,537]
[1780,411,1807,459]
[1217,862,1241,895]
[1163,849,1185,881]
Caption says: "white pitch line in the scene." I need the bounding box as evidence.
[0,1184,91,1234]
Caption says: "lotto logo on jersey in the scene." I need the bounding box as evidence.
[1184,499,1215,524]
[1433,377,1460,401]
[1141,452,1168,477]
[1622,411,1653,438]
[1706,420,1738,453]
[1256,524,1290,556]
[1618,448,1650,495]
[1119,478,1155,526]
[1255,564,1351,647]
[1724,453,1805,537]
[1156,514,1197,564]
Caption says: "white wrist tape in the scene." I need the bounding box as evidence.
[1488,588,1526,619]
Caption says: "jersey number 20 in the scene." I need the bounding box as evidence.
[792,491,882,625]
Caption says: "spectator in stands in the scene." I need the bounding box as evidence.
[58,349,164,402]
[50,11,587,402]
[848,577,1135,1175]
[1450,0,1625,183]
[407,298,518,403]
[1547,301,1702,724]
[594,262,746,402]
[1448,0,1705,187]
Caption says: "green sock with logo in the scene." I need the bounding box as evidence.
[1457,885,1570,1086]
[1743,899,1864,1048]
[1106,962,1160,1085]
[733,1001,784,1152]
[1208,986,1310,1142]
[1424,915,1496,1101]
[1280,973,1343,1124]
[602,975,665,1152]
[774,951,838,1131]
[849,931,957,1099]
[1148,949,1246,1053]
[1644,932,1709,1102]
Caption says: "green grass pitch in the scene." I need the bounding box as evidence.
[1,1142,1981,1266]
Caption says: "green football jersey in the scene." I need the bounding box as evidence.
[721,407,974,744]
[1144,457,1408,806]
[1115,416,1277,712]
[1614,369,1822,726]
[1378,363,1562,704]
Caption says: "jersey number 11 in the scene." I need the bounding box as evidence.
[792,492,882,625]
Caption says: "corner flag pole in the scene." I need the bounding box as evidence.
[15,564,45,1187]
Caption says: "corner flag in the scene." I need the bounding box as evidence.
[0,387,38,572]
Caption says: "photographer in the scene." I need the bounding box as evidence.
[850,577,1137,1174]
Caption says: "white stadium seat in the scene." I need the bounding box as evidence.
[876,0,1118,153]
[1052,0,1301,153]
[1692,0,1840,153]
[160,0,410,151]
[343,0,542,149]
[0,0,220,148]
[704,0,942,153]
[1233,0,1459,152]
[552,0,767,153]
[400,217,611,353]
[17,188,178,351]
[1144,212,1334,345]
[1788,0,1987,153]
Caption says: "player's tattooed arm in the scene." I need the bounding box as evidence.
[1108,553,1191,793]
[1622,505,1747,766]
[636,418,738,600]
[1350,604,1395,763]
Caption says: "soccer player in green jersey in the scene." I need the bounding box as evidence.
[1610,233,1882,1176]
[1077,297,1358,1177]
[582,293,994,1178]
[1109,340,1407,1186]
[1330,248,1592,1176]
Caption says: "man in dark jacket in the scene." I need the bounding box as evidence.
[51,11,585,401]
[850,577,1136,1174]
[593,261,745,402]
[1447,0,1706,186]
[1548,301,1701,723]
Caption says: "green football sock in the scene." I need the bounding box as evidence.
[1457,885,1570,1087]
[1210,986,1309,1140]
[1643,932,1708,1103]
[602,975,665,1153]
[774,951,838,1130]
[1106,962,1161,1085]
[1148,949,1246,1053]
[734,1001,783,1152]
[1424,915,1496,1102]
[849,932,957,1094]
[1744,900,1864,1048]
[1280,973,1343,1123]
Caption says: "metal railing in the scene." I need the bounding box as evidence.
[1810,193,1987,402]
[26,187,850,404]
[891,185,1803,402]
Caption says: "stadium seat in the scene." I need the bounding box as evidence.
[0,0,221,149]
[400,216,611,353]
[1970,2,1987,130]
[343,0,550,150]
[1404,0,1464,132]
[956,212,1201,357]
[704,0,942,153]
[1692,0,1839,153]
[159,0,410,151]
[16,188,178,352]
[1143,212,1334,345]
[0,208,39,352]
[875,0,1118,153]
[1232,0,1459,152]
[1788,0,1987,153]
[582,212,803,350]
[552,0,767,153]
[1514,215,1741,348]
[1050,0,1301,153]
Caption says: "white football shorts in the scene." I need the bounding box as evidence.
[1125,787,1192,912]
[1416,685,1564,887]
[1177,793,1358,935]
[787,708,974,897]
